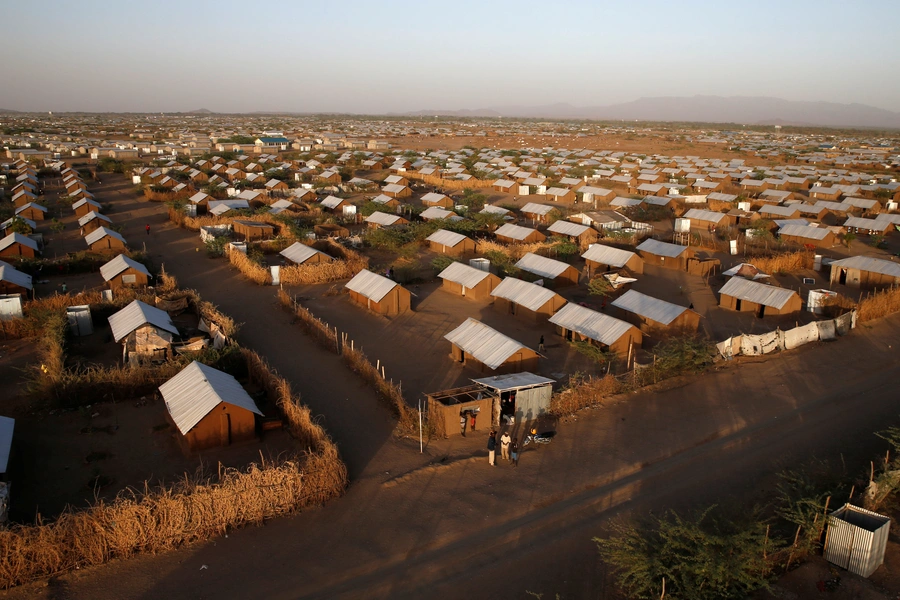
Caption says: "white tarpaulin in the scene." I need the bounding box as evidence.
[784,322,819,350]
[717,336,740,359]
[835,311,855,335]
[816,320,837,341]
[740,332,780,356]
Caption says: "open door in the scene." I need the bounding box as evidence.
[220,412,232,446]
[757,305,765,318]
[735,299,742,311]
[839,268,848,285]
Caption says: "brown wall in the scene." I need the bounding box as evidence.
[108,267,150,290]
[427,396,494,437]
[349,285,411,315]
[234,222,274,241]
[0,243,36,258]
[493,294,565,322]
[0,281,29,296]
[423,197,454,208]
[719,292,802,316]
[74,204,98,218]
[179,402,257,453]
[585,253,644,276]
[639,250,693,270]
[450,344,540,375]
[496,230,546,244]
[780,232,835,247]
[441,273,500,301]
[612,307,700,339]
[428,238,477,257]
[830,267,900,290]
[89,237,126,251]
[555,325,642,356]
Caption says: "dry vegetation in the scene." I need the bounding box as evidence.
[857,286,900,323]
[227,248,271,285]
[279,241,368,286]
[550,374,623,416]
[402,170,493,190]
[0,280,346,589]
[748,250,814,274]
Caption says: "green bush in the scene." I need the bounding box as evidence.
[431,255,455,273]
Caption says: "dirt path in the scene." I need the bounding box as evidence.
[6,182,900,599]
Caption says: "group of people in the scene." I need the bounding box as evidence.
[487,429,519,467]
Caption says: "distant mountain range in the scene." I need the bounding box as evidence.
[400,96,900,129]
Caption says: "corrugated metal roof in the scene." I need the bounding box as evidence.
[611,290,690,326]
[159,361,262,435]
[548,220,589,237]
[683,208,727,223]
[636,238,688,258]
[495,223,539,241]
[610,197,642,207]
[382,183,408,194]
[72,198,101,210]
[85,226,126,247]
[579,186,613,196]
[514,252,574,280]
[426,229,468,247]
[108,299,179,342]
[420,206,456,220]
[372,194,395,205]
[444,318,531,370]
[280,242,332,265]
[844,217,887,230]
[778,224,831,240]
[490,277,562,311]
[829,255,900,278]
[0,264,32,290]
[758,204,800,217]
[438,261,491,288]
[365,211,403,226]
[99,254,150,281]
[320,195,344,209]
[0,415,13,473]
[520,202,554,216]
[345,269,399,302]
[77,211,112,227]
[480,205,511,216]
[581,244,638,267]
[421,192,449,204]
[472,372,555,391]
[718,277,798,309]
[548,303,635,345]
[0,232,39,252]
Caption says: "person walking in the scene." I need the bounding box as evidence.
[510,438,519,466]
[61,282,67,293]
[460,414,467,437]
[487,431,497,466]
[538,335,545,352]
[470,412,477,432]
[500,430,511,461]
[146,224,151,235]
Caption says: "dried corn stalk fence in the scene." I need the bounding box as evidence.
[227,247,271,285]
[277,289,417,433]
[857,286,900,323]
[401,171,494,191]
[279,240,369,286]
[0,306,347,589]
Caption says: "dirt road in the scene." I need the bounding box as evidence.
[7,182,900,599]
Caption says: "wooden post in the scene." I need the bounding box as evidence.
[763,524,770,559]
[660,577,665,600]
[785,524,802,570]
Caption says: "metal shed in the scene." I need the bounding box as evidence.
[824,504,890,577]
[472,372,555,427]
[66,305,94,336]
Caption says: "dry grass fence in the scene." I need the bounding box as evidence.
[550,374,623,416]
[476,239,561,261]
[857,286,900,323]
[144,188,191,203]
[276,289,417,433]
[227,248,271,285]
[401,171,493,191]
[749,250,814,275]
[279,240,369,287]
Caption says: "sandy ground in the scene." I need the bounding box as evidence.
[3,176,900,599]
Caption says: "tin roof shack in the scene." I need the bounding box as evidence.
[494,223,546,244]
[438,261,501,301]
[365,211,409,229]
[548,303,642,357]
[233,220,274,242]
[159,361,263,454]
[777,224,836,248]
[280,242,334,266]
[514,252,580,288]
[109,300,180,366]
[473,372,555,428]
[444,318,541,374]
[682,208,730,231]
[520,203,556,225]
[72,198,103,218]
[718,277,802,317]
[0,233,38,258]
[824,504,890,578]
[0,262,32,297]
[491,277,567,322]
[426,229,477,257]
[547,220,599,248]
[829,256,900,290]
[77,211,112,234]
[582,244,644,276]
[421,192,454,208]
[636,239,694,270]
[425,385,496,437]
[345,269,411,316]
[99,254,150,289]
[610,290,700,338]
[85,227,126,251]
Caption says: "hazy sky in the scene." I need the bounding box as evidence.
[1,0,898,114]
